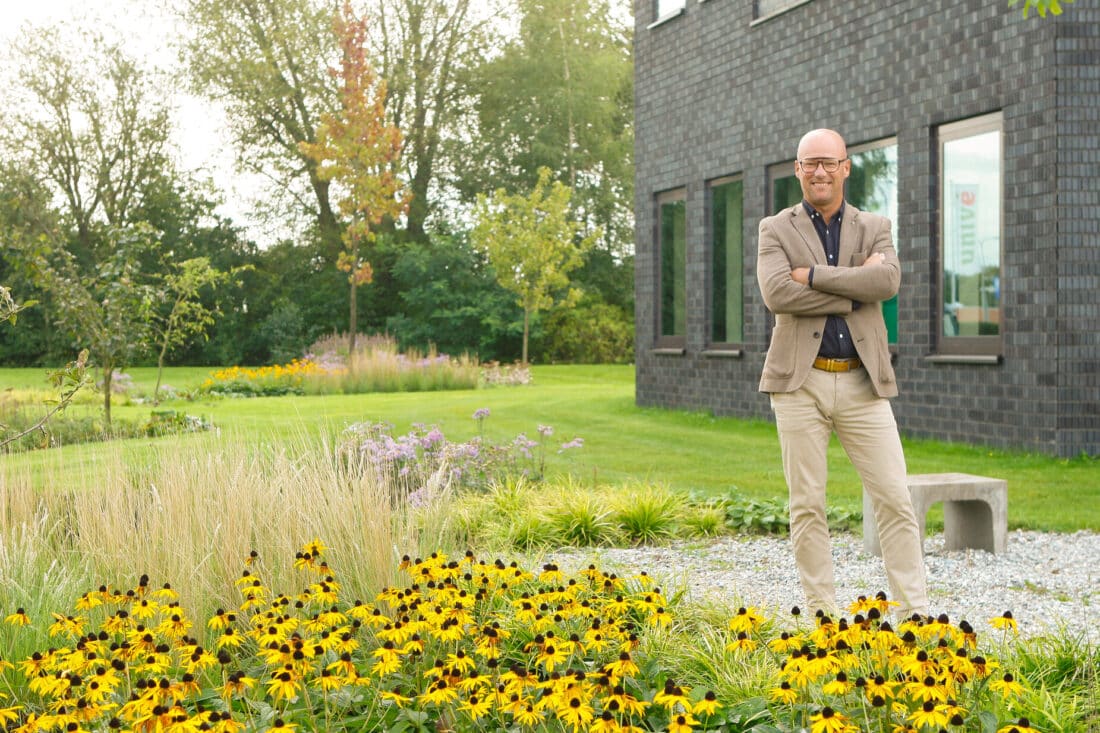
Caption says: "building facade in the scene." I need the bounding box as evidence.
[634,0,1100,457]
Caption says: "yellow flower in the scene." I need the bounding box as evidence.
[909,701,951,730]
[726,632,759,653]
[513,702,545,727]
[989,611,1019,634]
[654,681,692,711]
[989,673,1027,700]
[997,718,1040,733]
[692,690,721,717]
[458,694,493,721]
[0,706,23,726]
[266,670,301,703]
[379,687,412,707]
[555,695,595,732]
[5,609,31,626]
[668,711,700,733]
[269,719,297,732]
[769,681,799,704]
[728,606,766,634]
[821,672,854,696]
[603,651,640,680]
[809,706,856,733]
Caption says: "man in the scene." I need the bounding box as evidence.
[757,128,929,619]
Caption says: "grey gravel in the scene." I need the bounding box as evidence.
[547,530,1100,642]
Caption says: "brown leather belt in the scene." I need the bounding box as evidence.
[813,356,862,372]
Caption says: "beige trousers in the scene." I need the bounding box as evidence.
[770,367,929,618]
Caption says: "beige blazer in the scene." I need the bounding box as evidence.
[757,203,900,398]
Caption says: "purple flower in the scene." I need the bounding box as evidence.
[472,407,491,421]
[537,424,554,437]
[558,437,584,452]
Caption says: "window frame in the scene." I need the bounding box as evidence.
[705,174,745,351]
[655,187,688,351]
[936,112,1004,358]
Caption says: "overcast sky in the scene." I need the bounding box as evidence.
[2,0,268,241]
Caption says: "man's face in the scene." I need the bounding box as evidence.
[795,132,850,216]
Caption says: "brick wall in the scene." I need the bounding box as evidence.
[633,0,1099,456]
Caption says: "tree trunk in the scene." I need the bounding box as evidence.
[522,308,529,366]
[103,367,113,427]
[349,279,358,357]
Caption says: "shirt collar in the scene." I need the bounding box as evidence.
[801,200,845,225]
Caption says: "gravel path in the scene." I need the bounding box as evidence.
[547,530,1100,642]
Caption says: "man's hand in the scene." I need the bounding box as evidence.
[792,267,811,285]
[862,251,887,267]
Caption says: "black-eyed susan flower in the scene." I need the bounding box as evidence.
[728,606,766,634]
[667,711,700,733]
[809,706,856,733]
[269,718,297,732]
[727,631,759,653]
[997,717,1039,733]
[989,672,1027,700]
[266,669,301,703]
[379,687,412,707]
[457,693,492,721]
[692,690,721,717]
[603,651,639,680]
[6,608,31,626]
[909,700,951,730]
[653,680,692,711]
[0,706,22,727]
[554,694,594,732]
[512,702,544,727]
[821,671,854,696]
[989,611,1018,634]
[769,681,799,704]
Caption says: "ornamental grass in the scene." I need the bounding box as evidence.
[199,335,479,398]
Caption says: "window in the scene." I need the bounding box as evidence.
[709,176,744,345]
[755,0,811,21]
[938,114,1003,355]
[769,161,801,214]
[848,139,899,344]
[656,0,685,19]
[657,189,687,347]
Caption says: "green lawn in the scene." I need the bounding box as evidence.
[2,364,1097,531]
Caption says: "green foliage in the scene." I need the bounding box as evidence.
[458,0,633,257]
[536,297,634,363]
[613,484,682,545]
[472,167,599,363]
[1009,0,1074,17]
[547,488,620,546]
[382,233,521,362]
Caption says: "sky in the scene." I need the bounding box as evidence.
[2,0,267,241]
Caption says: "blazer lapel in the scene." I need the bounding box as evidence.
[839,204,861,265]
[790,206,826,266]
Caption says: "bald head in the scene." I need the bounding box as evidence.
[797,129,847,160]
[794,128,850,218]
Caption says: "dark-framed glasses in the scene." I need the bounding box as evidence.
[798,158,847,173]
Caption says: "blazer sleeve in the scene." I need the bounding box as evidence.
[806,216,900,303]
[757,215,853,317]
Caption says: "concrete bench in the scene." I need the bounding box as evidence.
[863,473,1007,556]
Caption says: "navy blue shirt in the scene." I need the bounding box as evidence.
[802,201,858,359]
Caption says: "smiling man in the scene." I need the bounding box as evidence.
[756,128,929,620]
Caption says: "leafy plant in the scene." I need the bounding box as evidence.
[613,483,681,545]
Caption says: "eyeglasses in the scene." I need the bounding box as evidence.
[798,158,848,173]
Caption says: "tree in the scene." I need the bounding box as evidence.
[181,0,343,253]
[471,167,598,365]
[151,257,236,403]
[457,0,633,258]
[23,224,161,426]
[2,25,173,252]
[1009,0,1074,17]
[366,0,500,239]
[301,1,410,355]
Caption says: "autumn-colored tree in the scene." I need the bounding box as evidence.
[300,1,410,355]
[471,167,598,365]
